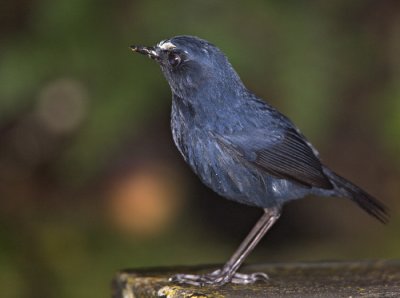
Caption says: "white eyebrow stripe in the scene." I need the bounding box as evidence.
[158,41,176,50]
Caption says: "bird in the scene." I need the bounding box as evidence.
[130,35,388,286]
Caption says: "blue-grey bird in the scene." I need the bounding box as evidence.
[130,36,388,286]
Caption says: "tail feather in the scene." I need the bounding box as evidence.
[325,169,389,224]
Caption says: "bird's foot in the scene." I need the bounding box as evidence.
[169,269,268,286]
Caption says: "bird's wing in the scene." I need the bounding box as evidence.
[213,128,333,189]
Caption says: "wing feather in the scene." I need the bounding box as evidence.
[214,128,333,189]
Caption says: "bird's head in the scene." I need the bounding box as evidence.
[131,36,243,99]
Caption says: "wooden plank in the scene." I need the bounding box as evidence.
[112,260,400,297]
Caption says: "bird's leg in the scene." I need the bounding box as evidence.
[213,206,281,283]
[169,207,281,286]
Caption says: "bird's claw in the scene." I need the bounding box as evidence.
[169,269,268,286]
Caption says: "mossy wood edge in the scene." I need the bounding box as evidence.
[112,260,400,297]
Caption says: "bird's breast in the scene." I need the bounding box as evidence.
[170,97,310,208]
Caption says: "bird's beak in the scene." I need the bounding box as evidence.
[130,45,160,61]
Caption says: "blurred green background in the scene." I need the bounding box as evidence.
[1,1,400,297]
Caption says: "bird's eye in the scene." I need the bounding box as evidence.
[168,52,182,67]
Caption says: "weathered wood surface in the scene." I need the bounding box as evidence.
[112,260,400,297]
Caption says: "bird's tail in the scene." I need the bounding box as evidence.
[324,169,389,224]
